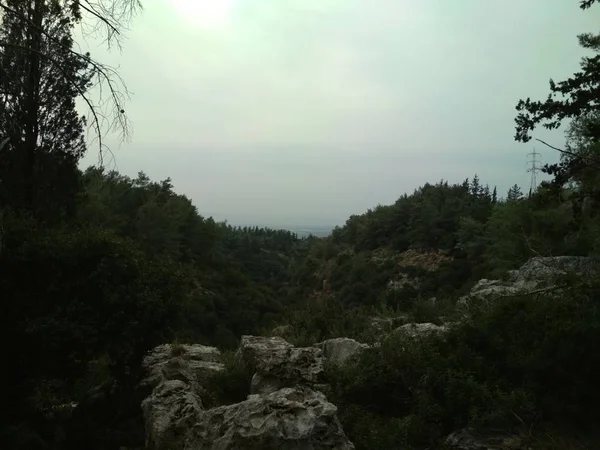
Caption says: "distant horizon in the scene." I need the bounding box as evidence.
[76,0,584,229]
[214,219,338,233]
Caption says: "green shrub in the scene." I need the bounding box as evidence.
[325,281,600,449]
[203,351,254,408]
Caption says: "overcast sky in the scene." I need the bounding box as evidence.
[77,0,599,227]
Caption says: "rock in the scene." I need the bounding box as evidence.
[271,324,293,338]
[142,343,223,390]
[141,343,224,450]
[142,380,203,450]
[237,335,325,395]
[369,316,408,333]
[458,256,596,306]
[236,335,293,368]
[188,387,355,450]
[142,338,354,449]
[445,428,523,449]
[395,322,448,338]
[316,338,369,366]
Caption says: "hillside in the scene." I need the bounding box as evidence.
[2,0,600,449]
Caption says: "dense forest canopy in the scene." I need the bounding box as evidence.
[1,0,600,449]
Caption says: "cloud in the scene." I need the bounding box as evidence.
[78,0,597,226]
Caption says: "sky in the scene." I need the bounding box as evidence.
[76,0,599,227]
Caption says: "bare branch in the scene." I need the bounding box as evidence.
[0,1,133,166]
[535,138,600,168]
[77,0,142,50]
[534,138,572,156]
[0,42,105,157]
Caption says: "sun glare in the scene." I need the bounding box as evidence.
[170,0,235,28]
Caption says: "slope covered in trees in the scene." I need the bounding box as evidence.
[2,0,600,449]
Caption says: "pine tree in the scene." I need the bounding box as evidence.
[0,0,93,218]
[507,184,523,202]
[470,174,481,196]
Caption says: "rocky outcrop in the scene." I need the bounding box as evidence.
[315,338,369,366]
[189,387,354,450]
[236,335,325,395]
[141,344,225,450]
[142,337,353,450]
[142,343,223,390]
[394,322,448,338]
[458,256,596,306]
[142,379,203,450]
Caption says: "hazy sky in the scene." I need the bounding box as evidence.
[77,0,599,227]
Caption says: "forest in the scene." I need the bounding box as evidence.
[1,0,600,449]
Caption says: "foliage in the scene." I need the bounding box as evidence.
[202,351,254,408]
[0,0,91,218]
[327,278,600,449]
[2,1,600,449]
[0,217,188,449]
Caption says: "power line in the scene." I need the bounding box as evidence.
[527,148,542,195]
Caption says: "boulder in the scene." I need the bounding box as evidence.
[142,343,223,390]
[142,380,203,450]
[237,336,325,395]
[141,338,354,450]
[445,428,523,450]
[188,387,355,450]
[369,316,408,333]
[270,324,293,338]
[458,256,596,306]
[316,338,369,366]
[394,322,448,338]
[141,343,224,450]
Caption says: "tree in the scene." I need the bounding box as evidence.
[0,0,140,213]
[0,0,93,217]
[507,184,523,202]
[514,0,600,187]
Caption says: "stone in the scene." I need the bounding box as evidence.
[237,335,325,395]
[445,428,523,450]
[141,343,224,450]
[316,338,369,366]
[142,343,223,390]
[369,316,408,333]
[458,256,596,306]
[271,324,293,338]
[187,387,355,450]
[141,338,354,449]
[142,380,203,450]
[394,322,448,338]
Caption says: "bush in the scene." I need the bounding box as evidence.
[203,351,253,408]
[326,281,600,449]
[0,221,188,449]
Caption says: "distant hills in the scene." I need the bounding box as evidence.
[285,226,333,238]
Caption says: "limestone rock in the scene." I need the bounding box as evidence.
[141,338,354,450]
[141,343,224,450]
[445,428,523,450]
[270,324,293,338]
[188,387,355,450]
[237,335,325,395]
[142,380,203,450]
[142,343,223,389]
[458,256,596,306]
[369,316,408,333]
[316,338,369,366]
[395,322,448,338]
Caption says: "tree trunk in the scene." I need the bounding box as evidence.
[22,0,43,212]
